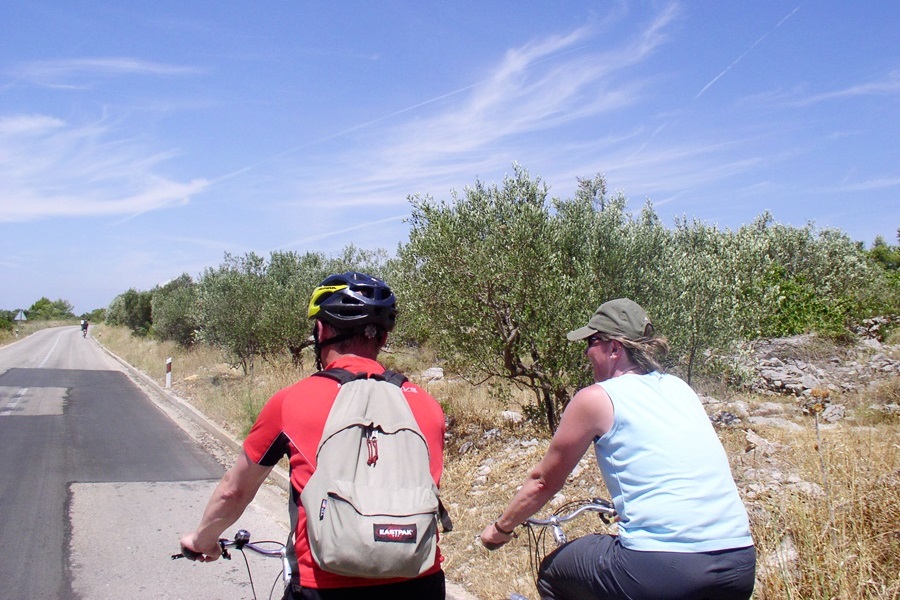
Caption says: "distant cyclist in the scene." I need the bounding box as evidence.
[180,272,448,599]
[80,319,88,337]
[481,298,755,600]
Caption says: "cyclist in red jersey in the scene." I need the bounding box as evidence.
[180,272,447,599]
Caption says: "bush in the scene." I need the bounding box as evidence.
[152,274,199,347]
[106,289,153,335]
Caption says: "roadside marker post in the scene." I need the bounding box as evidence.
[166,357,172,389]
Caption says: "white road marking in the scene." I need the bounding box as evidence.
[38,333,63,367]
[0,387,28,416]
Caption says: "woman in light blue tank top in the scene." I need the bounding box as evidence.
[480,299,755,600]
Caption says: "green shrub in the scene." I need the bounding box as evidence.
[151,274,199,347]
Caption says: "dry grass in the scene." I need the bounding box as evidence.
[886,328,900,346]
[93,325,900,600]
[746,424,900,600]
[0,319,77,346]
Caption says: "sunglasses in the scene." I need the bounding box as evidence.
[586,334,605,348]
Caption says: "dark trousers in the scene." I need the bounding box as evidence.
[284,571,445,600]
[537,534,755,600]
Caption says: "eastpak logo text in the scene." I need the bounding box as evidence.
[373,523,417,544]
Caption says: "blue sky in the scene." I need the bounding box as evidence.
[1,1,898,315]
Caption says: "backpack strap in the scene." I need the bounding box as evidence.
[313,368,408,387]
[378,370,408,387]
[311,368,358,385]
[439,501,453,532]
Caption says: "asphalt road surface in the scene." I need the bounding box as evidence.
[0,327,289,599]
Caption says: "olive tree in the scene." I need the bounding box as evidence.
[647,219,765,381]
[729,215,884,338]
[196,253,267,374]
[258,250,329,366]
[151,274,199,347]
[399,166,620,429]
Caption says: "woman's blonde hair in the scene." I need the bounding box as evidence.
[598,333,670,374]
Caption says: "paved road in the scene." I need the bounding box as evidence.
[0,327,288,599]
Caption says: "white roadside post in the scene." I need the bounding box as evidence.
[166,357,172,389]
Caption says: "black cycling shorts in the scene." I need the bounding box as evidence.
[284,570,445,600]
[537,534,755,600]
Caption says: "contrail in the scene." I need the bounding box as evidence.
[273,213,410,251]
[695,4,801,100]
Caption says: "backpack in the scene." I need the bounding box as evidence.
[299,368,451,579]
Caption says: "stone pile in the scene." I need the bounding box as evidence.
[732,334,900,397]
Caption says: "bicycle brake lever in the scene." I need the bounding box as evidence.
[591,498,617,524]
[218,539,232,560]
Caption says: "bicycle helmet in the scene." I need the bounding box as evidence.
[307,272,397,332]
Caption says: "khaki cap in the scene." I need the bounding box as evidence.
[566,298,655,341]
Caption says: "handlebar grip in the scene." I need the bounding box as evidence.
[480,539,507,551]
[174,546,203,561]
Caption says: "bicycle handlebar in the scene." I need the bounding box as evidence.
[525,497,616,527]
[172,529,287,562]
[523,498,617,547]
[173,529,291,600]
[480,498,617,550]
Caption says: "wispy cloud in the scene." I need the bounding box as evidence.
[8,57,200,88]
[0,112,209,222]
[0,114,66,135]
[1,179,208,222]
[831,177,900,192]
[290,6,682,209]
[793,70,900,106]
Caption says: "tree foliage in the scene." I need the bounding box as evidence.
[257,251,324,365]
[82,308,106,323]
[195,253,268,374]
[102,246,393,373]
[100,167,895,431]
[107,289,153,335]
[26,297,75,320]
[868,232,900,272]
[399,166,604,429]
[398,167,892,429]
[257,246,391,366]
[151,274,199,347]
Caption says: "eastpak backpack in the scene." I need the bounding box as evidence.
[299,368,451,579]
